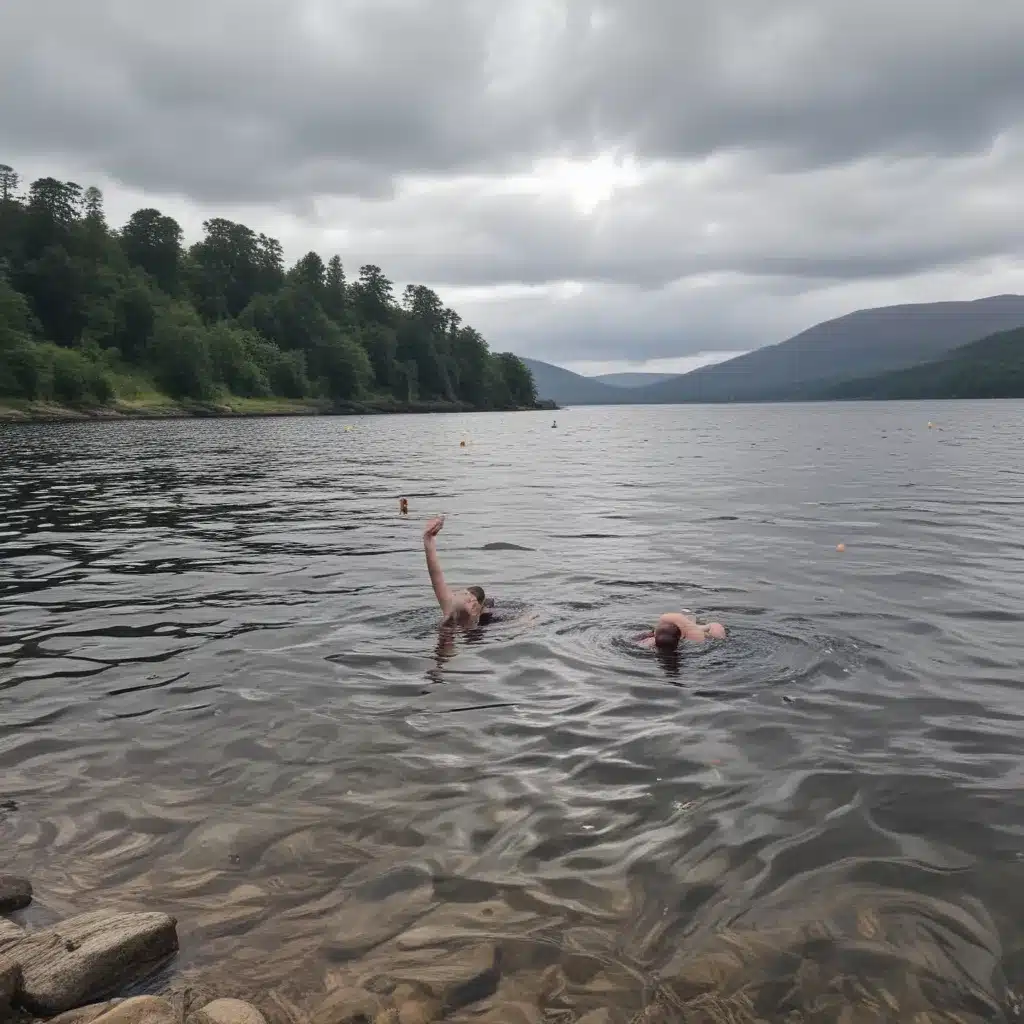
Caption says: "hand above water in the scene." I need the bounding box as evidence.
[423,516,445,541]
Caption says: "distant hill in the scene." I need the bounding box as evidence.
[520,358,625,405]
[815,325,1024,400]
[634,294,1024,404]
[594,371,679,388]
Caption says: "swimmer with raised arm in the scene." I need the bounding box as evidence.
[423,516,487,627]
[637,611,726,650]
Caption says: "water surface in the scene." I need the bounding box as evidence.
[2,402,1024,1021]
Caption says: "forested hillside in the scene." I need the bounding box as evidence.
[816,325,1024,400]
[0,164,536,413]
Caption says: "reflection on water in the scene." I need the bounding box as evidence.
[2,403,1024,1022]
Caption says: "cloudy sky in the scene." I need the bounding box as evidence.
[4,0,1024,375]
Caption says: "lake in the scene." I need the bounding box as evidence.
[2,402,1024,1023]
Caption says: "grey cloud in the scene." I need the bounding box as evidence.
[308,134,1024,292]
[4,0,1024,203]
[0,0,527,201]
[3,0,1024,363]
[548,0,1024,167]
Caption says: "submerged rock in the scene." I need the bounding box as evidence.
[311,985,382,1024]
[0,963,22,1020]
[323,867,435,963]
[393,944,502,1013]
[0,878,32,915]
[46,999,125,1024]
[191,999,268,1024]
[0,909,178,1015]
[90,996,177,1024]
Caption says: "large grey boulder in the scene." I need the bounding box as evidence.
[0,910,178,1015]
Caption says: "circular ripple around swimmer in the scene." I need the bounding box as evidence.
[542,615,867,700]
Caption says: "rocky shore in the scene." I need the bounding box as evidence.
[0,875,533,1024]
[0,873,1006,1024]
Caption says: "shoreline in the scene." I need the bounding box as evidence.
[0,397,557,425]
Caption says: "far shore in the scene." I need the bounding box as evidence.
[0,396,558,425]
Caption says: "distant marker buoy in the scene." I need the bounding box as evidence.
[399,498,409,515]
[836,543,846,553]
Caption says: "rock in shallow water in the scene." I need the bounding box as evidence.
[394,944,502,1013]
[90,996,177,1024]
[0,878,32,914]
[190,999,268,1024]
[46,999,125,1024]
[312,985,382,1024]
[0,963,22,1019]
[0,910,178,1015]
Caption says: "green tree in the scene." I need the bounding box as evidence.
[310,328,372,400]
[0,164,19,203]
[120,208,183,294]
[147,303,217,400]
[0,277,39,346]
[189,218,281,321]
[352,264,394,324]
[207,323,272,397]
[289,251,326,293]
[0,162,538,412]
[18,245,89,346]
[323,255,347,321]
[23,178,82,259]
[495,352,536,407]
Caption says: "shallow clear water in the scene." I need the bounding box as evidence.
[2,402,1024,1021]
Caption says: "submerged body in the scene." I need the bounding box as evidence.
[637,611,727,650]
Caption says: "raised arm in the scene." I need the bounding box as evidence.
[423,517,454,614]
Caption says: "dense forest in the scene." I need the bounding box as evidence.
[0,164,537,412]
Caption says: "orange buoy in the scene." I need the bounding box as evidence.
[836,543,846,553]
[399,498,409,515]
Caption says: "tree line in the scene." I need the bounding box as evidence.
[0,164,537,410]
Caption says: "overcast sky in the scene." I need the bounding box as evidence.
[4,0,1024,374]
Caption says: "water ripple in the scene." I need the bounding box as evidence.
[2,402,1024,1020]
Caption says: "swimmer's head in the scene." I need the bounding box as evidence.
[654,622,682,650]
[448,586,485,626]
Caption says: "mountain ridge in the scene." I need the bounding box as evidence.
[522,294,1024,405]
[814,324,1024,400]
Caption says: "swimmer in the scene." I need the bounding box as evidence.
[636,611,726,650]
[423,516,487,627]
